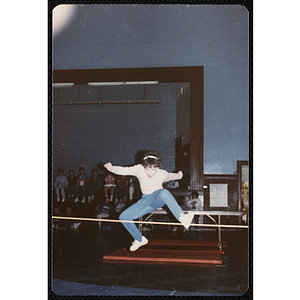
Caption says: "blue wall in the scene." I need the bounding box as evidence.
[52,4,249,175]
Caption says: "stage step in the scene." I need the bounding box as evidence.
[148,239,226,248]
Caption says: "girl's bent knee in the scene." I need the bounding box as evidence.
[158,188,172,198]
[119,212,126,221]
[119,210,131,221]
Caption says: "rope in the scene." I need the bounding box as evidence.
[52,216,249,229]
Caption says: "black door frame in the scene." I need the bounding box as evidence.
[53,66,204,190]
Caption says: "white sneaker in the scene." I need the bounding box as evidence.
[74,198,79,203]
[179,212,194,230]
[82,198,86,203]
[62,198,65,203]
[57,198,60,202]
[129,236,148,251]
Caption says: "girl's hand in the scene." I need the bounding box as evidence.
[104,162,112,169]
[178,171,183,178]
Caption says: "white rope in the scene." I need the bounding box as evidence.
[52,216,249,229]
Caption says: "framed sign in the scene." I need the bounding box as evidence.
[209,184,229,207]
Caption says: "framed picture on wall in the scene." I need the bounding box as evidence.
[209,183,229,207]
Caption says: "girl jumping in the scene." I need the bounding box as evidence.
[104,151,194,251]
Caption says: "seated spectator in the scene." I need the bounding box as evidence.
[52,207,62,229]
[54,169,68,203]
[115,197,126,214]
[97,196,114,228]
[164,180,179,189]
[116,175,129,201]
[187,190,204,231]
[67,169,77,198]
[87,168,102,202]
[75,167,87,204]
[178,195,188,210]
[104,172,116,202]
[63,206,80,229]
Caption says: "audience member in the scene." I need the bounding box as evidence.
[67,169,77,198]
[116,175,129,201]
[187,190,204,231]
[87,168,102,202]
[115,197,126,214]
[54,169,68,202]
[178,195,188,210]
[97,196,114,228]
[75,167,87,203]
[104,171,116,202]
[52,207,62,229]
[63,206,80,229]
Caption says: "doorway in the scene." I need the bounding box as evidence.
[52,66,204,189]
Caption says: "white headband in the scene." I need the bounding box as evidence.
[143,155,158,160]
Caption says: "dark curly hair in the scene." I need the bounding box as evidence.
[191,190,199,198]
[142,151,162,168]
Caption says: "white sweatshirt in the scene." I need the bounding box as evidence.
[106,164,182,195]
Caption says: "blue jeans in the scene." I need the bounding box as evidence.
[119,188,183,242]
[56,187,65,200]
[76,186,86,198]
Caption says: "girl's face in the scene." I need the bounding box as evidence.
[144,165,158,178]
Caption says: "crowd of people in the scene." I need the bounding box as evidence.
[52,166,204,231]
[53,167,137,204]
[52,166,139,229]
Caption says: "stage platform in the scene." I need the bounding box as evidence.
[103,239,225,265]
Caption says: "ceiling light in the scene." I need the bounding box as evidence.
[52,83,74,88]
[87,81,159,86]
[87,82,124,86]
[123,81,159,85]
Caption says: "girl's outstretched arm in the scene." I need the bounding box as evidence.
[165,170,183,182]
[104,162,139,176]
[104,162,112,169]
